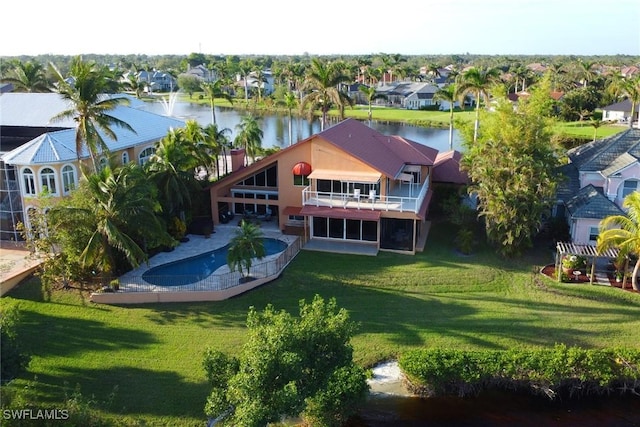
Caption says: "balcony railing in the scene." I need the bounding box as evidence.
[302,182,429,213]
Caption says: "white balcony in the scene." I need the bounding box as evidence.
[302,182,429,214]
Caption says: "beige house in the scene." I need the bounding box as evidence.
[0,93,184,241]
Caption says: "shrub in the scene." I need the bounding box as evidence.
[399,345,640,399]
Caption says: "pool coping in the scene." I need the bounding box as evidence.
[90,224,300,304]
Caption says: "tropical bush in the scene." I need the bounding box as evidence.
[399,345,640,399]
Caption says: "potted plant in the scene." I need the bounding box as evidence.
[615,270,624,283]
[561,255,587,275]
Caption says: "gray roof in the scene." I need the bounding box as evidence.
[1,97,184,165]
[600,99,639,113]
[0,92,147,128]
[565,184,624,220]
[567,128,640,172]
[555,163,581,202]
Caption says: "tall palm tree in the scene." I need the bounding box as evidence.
[202,80,233,125]
[227,220,266,280]
[235,114,264,165]
[300,58,353,131]
[49,56,135,173]
[358,85,387,122]
[457,66,501,143]
[238,59,254,105]
[597,192,640,291]
[574,60,599,88]
[434,84,458,150]
[202,123,231,178]
[146,128,199,219]
[1,61,51,92]
[607,74,640,129]
[50,164,169,282]
[277,91,299,146]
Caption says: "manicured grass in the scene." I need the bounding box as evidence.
[555,121,628,140]
[5,220,640,425]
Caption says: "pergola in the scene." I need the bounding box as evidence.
[555,242,621,285]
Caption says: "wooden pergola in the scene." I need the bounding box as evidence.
[555,242,621,285]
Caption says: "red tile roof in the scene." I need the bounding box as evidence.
[318,119,438,179]
[433,150,469,185]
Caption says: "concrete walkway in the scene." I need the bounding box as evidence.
[0,241,42,296]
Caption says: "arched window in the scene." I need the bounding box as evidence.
[40,167,57,195]
[61,165,76,194]
[98,157,108,171]
[22,168,36,196]
[122,151,130,165]
[138,147,155,165]
[622,179,639,199]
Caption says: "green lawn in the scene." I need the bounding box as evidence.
[3,220,640,425]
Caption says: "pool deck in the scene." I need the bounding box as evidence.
[119,222,294,281]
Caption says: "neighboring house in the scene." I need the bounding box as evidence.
[600,99,639,125]
[125,69,177,93]
[555,128,640,244]
[179,64,216,83]
[376,82,439,109]
[0,93,184,241]
[236,69,275,96]
[209,119,441,255]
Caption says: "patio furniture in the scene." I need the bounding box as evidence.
[353,189,361,201]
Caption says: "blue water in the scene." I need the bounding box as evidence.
[142,238,288,286]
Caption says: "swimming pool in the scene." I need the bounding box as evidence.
[142,238,288,286]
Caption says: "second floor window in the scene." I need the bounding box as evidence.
[23,168,36,196]
[40,167,57,195]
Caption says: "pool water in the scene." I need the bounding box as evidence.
[142,238,288,286]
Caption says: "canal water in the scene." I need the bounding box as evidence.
[354,361,640,426]
[140,99,464,153]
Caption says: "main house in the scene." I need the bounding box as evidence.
[209,119,439,255]
[556,128,640,244]
[0,92,184,241]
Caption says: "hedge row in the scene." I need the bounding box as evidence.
[399,344,640,399]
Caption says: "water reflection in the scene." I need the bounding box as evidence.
[351,391,640,427]
[140,101,464,152]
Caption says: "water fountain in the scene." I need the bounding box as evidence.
[159,90,179,117]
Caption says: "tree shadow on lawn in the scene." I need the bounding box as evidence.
[23,366,209,421]
[18,310,158,359]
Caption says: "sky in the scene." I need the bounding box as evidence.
[2,0,639,57]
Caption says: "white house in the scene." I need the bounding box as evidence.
[600,99,639,125]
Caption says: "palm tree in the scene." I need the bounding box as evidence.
[300,58,353,131]
[434,84,458,150]
[238,59,254,105]
[235,114,264,165]
[574,60,599,88]
[202,123,231,178]
[358,85,387,122]
[607,74,640,129]
[202,80,233,125]
[277,91,299,146]
[49,56,135,173]
[227,220,266,281]
[457,66,501,143]
[250,67,269,104]
[50,163,170,282]
[123,72,145,98]
[146,128,198,219]
[589,119,604,142]
[597,192,640,291]
[1,61,51,92]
